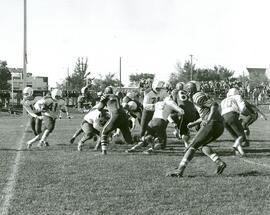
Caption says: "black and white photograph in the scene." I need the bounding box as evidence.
[0,0,270,214]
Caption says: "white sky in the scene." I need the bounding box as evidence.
[1,0,270,87]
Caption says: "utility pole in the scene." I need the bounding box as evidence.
[23,0,27,115]
[119,57,122,89]
[190,54,193,81]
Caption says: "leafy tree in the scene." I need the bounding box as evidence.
[169,61,234,86]
[68,57,89,91]
[129,73,155,85]
[92,73,122,93]
[0,61,11,90]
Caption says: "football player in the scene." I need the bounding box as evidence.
[139,80,167,142]
[97,86,133,155]
[166,92,226,177]
[220,88,248,155]
[22,87,43,148]
[77,107,110,151]
[240,100,267,143]
[122,91,143,130]
[176,90,200,147]
[35,89,69,147]
[126,96,184,154]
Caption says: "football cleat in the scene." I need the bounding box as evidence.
[26,142,33,149]
[70,137,75,144]
[216,161,227,175]
[166,168,184,177]
[232,145,245,157]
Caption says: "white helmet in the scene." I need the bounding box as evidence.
[152,80,165,92]
[127,91,135,99]
[51,89,62,100]
[127,101,138,111]
[227,88,239,97]
[23,87,33,97]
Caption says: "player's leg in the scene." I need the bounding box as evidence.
[39,116,56,147]
[139,110,154,139]
[100,114,119,155]
[77,122,97,151]
[70,127,84,144]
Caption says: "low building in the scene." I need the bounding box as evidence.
[7,68,49,104]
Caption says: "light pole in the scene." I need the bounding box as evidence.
[190,54,193,81]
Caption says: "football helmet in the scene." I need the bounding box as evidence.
[23,87,33,98]
[127,91,136,100]
[104,86,113,94]
[152,80,165,92]
[175,82,185,91]
[192,92,208,107]
[127,101,138,111]
[51,89,62,100]
[184,81,197,96]
[227,88,239,97]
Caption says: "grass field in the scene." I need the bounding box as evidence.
[0,112,270,215]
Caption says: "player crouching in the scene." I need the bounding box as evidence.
[166,92,226,177]
[35,89,69,147]
[77,107,110,151]
[126,96,184,154]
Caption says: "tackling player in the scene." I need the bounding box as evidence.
[77,107,110,151]
[126,96,184,153]
[22,87,43,148]
[166,92,226,177]
[97,86,133,155]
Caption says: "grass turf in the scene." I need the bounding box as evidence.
[0,113,270,215]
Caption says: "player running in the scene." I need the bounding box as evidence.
[166,92,226,177]
[34,89,69,148]
[220,88,248,155]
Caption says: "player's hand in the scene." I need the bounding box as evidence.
[37,116,43,120]
[187,122,194,129]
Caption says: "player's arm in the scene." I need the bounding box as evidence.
[187,118,202,128]
[97,95,108,111]
[251,104,267,120]
[206,102,219,122]
[23,103,39,118]
[143,93,154,110]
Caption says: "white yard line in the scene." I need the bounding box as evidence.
[0,125,28,215]
[237,157,270,169]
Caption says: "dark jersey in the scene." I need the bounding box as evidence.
[100,94,124,113]
[178,100,200,123]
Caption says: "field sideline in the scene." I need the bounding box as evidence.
[0,112,270,215]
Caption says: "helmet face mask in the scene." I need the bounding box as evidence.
[184,82,197,96]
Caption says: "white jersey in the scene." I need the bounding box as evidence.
[36,97,66,118]
[84,108,109,131]
[143,89,167,111]
[153,100,184,120]
[220,95,246,115]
